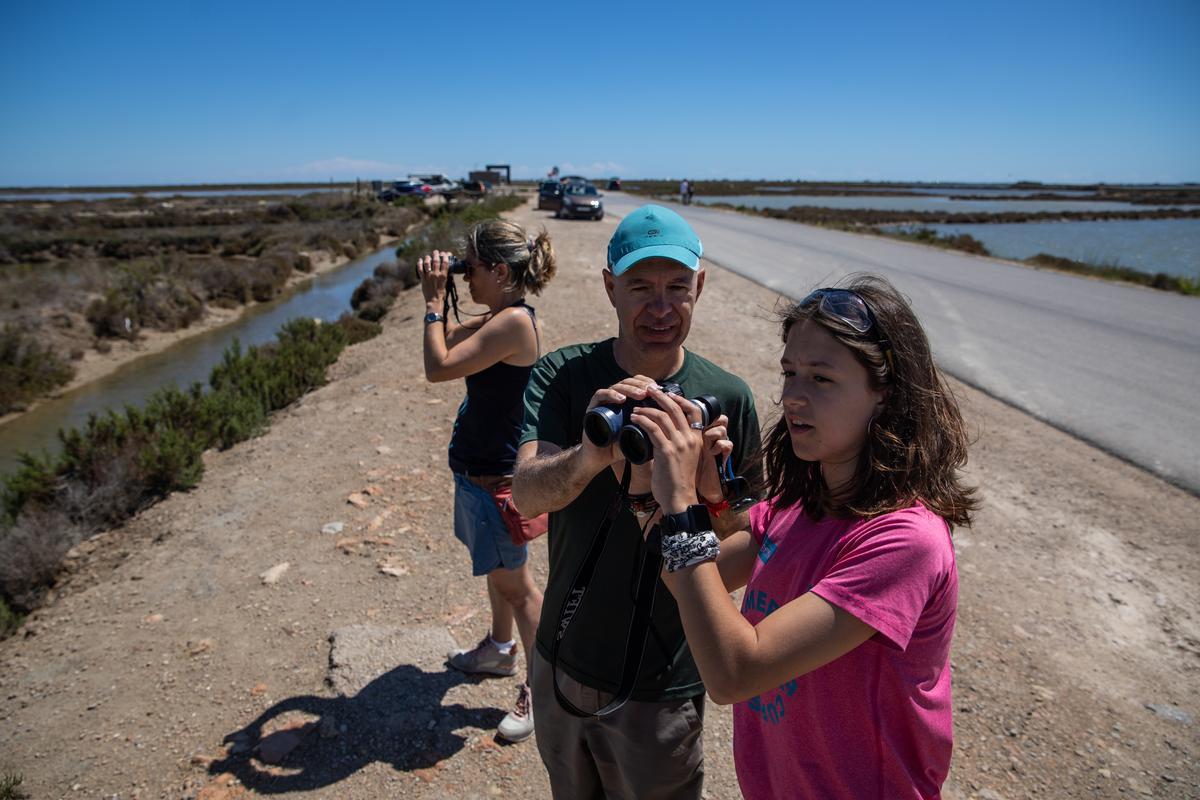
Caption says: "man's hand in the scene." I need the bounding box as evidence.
[583,375,660,486]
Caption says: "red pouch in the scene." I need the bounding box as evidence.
[488,483,548,547]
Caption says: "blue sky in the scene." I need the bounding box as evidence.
[1,0,1197,186]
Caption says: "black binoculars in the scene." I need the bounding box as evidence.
[584,382,720,466]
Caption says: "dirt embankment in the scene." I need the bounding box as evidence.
[0,199,1196,799]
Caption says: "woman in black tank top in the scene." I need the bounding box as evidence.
[416,218,556,743]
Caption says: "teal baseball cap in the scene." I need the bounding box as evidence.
[607,204,703,276]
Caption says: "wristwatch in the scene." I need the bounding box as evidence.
[424,311,445,325]
[659,504,714,537]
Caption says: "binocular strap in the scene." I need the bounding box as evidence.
[549,462,665,718]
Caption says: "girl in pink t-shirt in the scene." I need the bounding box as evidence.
[630,274,978,799]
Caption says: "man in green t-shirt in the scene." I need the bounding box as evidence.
[512,204,761,799]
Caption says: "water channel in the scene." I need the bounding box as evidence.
[0,244,398,475]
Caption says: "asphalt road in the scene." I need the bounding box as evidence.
[599,193,1200,494]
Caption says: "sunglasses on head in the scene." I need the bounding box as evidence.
[799,288,894,374]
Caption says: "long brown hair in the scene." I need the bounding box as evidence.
[762,274,978,526]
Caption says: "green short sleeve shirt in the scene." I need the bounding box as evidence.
[520,338,762,701]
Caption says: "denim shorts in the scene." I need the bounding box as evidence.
[452,472,529,576]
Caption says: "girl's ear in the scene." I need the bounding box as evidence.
[493,262,510,284]
[872,386,890,414]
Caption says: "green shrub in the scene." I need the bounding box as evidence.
[335,313,383,344]
[247,252,294,302]
[86,289,141,339]
[1,453,60,523]
[944,233,989,255]
[356,297,395,322]
[1023,252,1198,294]
[220,227,270,258]
[0,325,75,414]
[889,227,990,256]
[192,260,252,306]
[0,597,23,640]
[84,259,206,338]
[0,768,28,800]
[0,317,351,622]
[140,279,204,331]
[0,507,83,611]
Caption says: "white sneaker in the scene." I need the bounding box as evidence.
[497,683,534,742]
[447,636,518,677]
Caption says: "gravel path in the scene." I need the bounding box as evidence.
[1,198,1196,799]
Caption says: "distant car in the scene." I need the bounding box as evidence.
[537,180,564,211]
[607,177,621,190]
[460,180,488,197]
[557,183,604,220]
[378,180,432,201]
[406,174,460,195]
[427,177,462,195]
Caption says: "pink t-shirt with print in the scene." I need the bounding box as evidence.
[732,500,958,800]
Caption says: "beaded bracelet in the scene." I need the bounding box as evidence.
[627,492,660,521]
[661,531,720,572]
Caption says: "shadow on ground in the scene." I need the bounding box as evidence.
[207,663,506,793]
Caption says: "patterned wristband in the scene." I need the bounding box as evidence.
[661,531,720,572]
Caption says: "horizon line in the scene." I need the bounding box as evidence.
[3,178,1199,192]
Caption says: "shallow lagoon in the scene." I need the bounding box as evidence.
[695,194,1194,214]
[920,218,1200,279]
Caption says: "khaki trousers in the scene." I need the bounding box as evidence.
[530,649,705,800]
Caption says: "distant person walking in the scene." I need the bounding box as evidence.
[680,178,691,205]
[417,219,557,743]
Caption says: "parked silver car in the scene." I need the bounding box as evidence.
[557,183,604,220]
[410,174,461,195]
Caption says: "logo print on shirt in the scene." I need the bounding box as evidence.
[758,533,777,564]
[747,679,798,725]
[741,587,797,725]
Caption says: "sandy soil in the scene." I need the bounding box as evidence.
[0,200,1196,799]
[0,239,394,429]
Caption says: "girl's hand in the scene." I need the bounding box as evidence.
[417,250,449,305]
[696,414,734,504]
[629,387,706,514]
